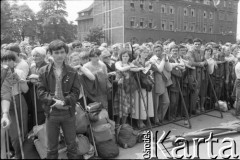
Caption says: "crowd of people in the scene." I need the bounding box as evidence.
[1,38,240,159]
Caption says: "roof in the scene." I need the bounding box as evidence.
[77,3,93,13]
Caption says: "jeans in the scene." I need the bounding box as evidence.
[235,80,240,115]
[46,113,78,159]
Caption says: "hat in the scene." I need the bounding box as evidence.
[100,50,111,58]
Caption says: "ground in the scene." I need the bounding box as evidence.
[116,110,240,159]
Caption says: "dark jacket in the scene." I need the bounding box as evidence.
[37,62,80,117]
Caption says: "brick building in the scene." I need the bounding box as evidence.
[76,0,239,44]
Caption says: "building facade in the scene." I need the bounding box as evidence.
[76,0,239,44]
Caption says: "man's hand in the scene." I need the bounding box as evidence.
[50,98,68,111]
[29,74,39,84]
[1,113,10,129]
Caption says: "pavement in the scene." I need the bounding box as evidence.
[116,110,240,159]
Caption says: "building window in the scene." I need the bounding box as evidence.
[184,8,188,16]
[161,20,166,30]
[103,0,105,7]
[203,11,207,18]
[149,1,153,11]
[191,9,195,17]
[223,0,226,7]
[149,19,153,28]
[81,12,84,16]
[140,18,144,28]
[209,26,213,33]
[209,12,213,19]
[161,4,166,13]
[103,13,106,25]
[140,0,144,10]
[183,22,188,31]
[130,0,134,8]
[130,17,135,27]
[195,0,200,3]
[169,21,174,31]
[203,24,207,33]
[190,23,195,32]
[169,6,175,14]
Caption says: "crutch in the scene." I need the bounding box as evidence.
[33,84,38,126]
[18,83,24,141]
[12,87,25,159]
[81,85,98,157]
[6,129,10,159]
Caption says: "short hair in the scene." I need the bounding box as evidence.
[48,40,69,54]
[179,44,188,51]
[31,47,46,57]
[89,48,101,57]
[118,49,132,61]
[193,38,202,44]
[204,47,213,56]
[170,45,179,52]
[153,44,163,50]
[1,50,17,62]
[5,43,21,56]
[72,40,82,48]
[79,50,89,60]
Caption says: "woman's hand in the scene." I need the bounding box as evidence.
[118,78,124,84]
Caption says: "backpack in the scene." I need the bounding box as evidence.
[76,134,91,155]
[75,103,90,134]
[96,139,119,158]
[116,124,138,148]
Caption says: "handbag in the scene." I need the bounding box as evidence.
[123,75,138,93]
[75,103,90,134]
[171,68,182,78]
[86,102,102,113]
[139,71,154,92]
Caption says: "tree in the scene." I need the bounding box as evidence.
[10,3,37,41]
[1,0,14,44]
[84,27,105,45]
[36,0,76,43]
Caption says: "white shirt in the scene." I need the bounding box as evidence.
[235,61,240,79]
[15,59,29,80]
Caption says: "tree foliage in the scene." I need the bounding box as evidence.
[84,27,105,45]
[36,0,76,43]
[1,0,77,45]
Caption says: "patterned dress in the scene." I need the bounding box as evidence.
[113,64,135,117]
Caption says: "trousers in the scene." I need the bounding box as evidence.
[46,113,78,159]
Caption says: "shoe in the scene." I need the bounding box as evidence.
[200,107,205,112]
[137,121,146,129]
[184,120,189,126]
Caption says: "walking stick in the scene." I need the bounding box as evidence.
[135,72,152,131]
[18,84,24,141]
[33,84,38,126]
[81,85,98,157]
[12,88,25,159]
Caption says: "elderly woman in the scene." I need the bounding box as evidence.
[28,47,48,126]
[132,47,154,128]
[83,48,109,109]
[114,49,143,125]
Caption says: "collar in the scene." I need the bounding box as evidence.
[48,61,68,77]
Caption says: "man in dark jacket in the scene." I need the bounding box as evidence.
[37,40,80,159]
